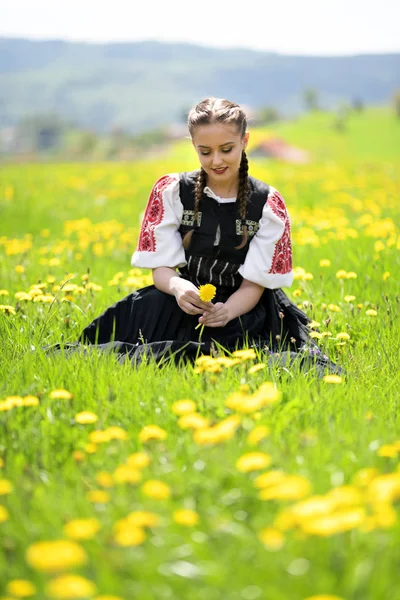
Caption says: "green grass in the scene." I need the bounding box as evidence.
[0,109,400,600]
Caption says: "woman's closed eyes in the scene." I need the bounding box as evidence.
[200,147,233,156]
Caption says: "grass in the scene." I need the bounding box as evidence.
[0,107,399,600]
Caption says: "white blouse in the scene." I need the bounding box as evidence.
[131,173,294,289]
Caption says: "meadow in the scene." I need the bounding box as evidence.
[0,108,399,600]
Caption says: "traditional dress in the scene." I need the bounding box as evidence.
[74,170,342,375]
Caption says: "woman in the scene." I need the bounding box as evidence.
[75,97,341,374]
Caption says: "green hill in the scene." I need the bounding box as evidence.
[1,38,399,133]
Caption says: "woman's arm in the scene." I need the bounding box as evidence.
[198,279,264,328]
[152,267,213,316]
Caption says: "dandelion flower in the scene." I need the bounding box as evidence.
[247,425,270,446]
[198,284,216,302]
[113,465,142,484]
[322,375,342,384]
[173,509,199,526]
[171,399,197,415]
[336,332,350,341]
[26,540,87,572]
[46,574,96,599]
[114,526,146,547]
[0,479,13,495]
[258,527,285,550]
[366,309,377,317]
[141,480,171,500]
[319,259,331,267]
[236,452,272,472]
[86,490,110,504]
[126,510,159,527]
[50,389,73,400]
[0,505,9,522]
[63,518,101,540]
[139,425,167,443]
[6,579,36,597]
[74,411,98,425]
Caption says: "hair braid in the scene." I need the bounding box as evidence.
[235,150,250,249]
[182,167,207,249]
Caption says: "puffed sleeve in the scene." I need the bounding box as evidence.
[238,187,294,289]
[131,173,187,269]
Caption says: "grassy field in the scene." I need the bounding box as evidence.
[0,108,399,600]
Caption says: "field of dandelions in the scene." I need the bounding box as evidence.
[0,109,399,600]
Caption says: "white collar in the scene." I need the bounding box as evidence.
[204,186,236,203]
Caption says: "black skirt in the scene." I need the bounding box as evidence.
[72,285,342,376]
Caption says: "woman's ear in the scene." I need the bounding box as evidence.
[243,132,250,149]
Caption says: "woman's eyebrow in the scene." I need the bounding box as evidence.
[197,142,235,148]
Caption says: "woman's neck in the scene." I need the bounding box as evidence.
[206,176,239,198]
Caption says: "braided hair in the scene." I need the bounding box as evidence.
[183,97,251,250]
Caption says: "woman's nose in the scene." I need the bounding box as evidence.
[211,153,224,166]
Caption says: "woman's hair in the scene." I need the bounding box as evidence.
[183,97,250,250]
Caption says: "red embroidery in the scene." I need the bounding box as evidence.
[137,175,178,252]
[267,190,292,275]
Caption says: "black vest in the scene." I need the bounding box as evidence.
[178,170,270,263]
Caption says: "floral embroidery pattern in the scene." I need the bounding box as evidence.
[267,190,292,275]
[137,175,178,252]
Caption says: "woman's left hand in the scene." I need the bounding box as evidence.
[198,302,231,328]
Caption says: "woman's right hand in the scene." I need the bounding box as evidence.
[172,279,213,316]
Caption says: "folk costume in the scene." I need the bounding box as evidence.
[75,170,342,375]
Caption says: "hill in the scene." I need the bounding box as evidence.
[1,38,400,133]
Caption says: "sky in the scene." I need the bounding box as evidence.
[0,0,399,56]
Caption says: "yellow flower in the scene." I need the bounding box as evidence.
[0,305,16,315]
[0,457,3,468]
[248,363,266,374]
[139,425,167,443]
[382,271,390,281]
[95,472,115,488]
[22,395,40,407]
[0,290,9,296]
[0,479,13,495]
[301,507,366,536]
[336,332,350,341]
[231,348,256,360]
[50,389,73,400]
[104,426,128,440]
[247,425,270,446]
[236,452,272,473]
[26,540,87,572]
[86,490,110,503]
[335,270,347,279]
[46,574,97,598]
[258,527,285,550]
[113,465,142,484]
[15,265,25,274]
[171,399,197,415]
[319,259,331,267]
[254,470,286,489]
[259,475,311,501]
[177,413,209,430]
[322,375,342,384]
[173,509,199,526]
[74,411,98,424]
[63,518,101,540]
[6,579,36,597]
[344,295,356,302]
[377,444,398,458]
[366,309,377,317]
[126,510,159,527]
[126,452,151,469]
[0,505,9,522]
[198,284,216,302]
[114,526,146,547]
[141,480,171,500]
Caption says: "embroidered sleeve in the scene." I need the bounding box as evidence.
[131,174,186,269]
[238,187,293,289]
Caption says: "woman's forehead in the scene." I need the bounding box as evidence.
[192,123,241,146]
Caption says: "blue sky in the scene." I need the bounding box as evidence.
[1,0,399,55]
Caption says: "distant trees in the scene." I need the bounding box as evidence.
[303,88,319,112]
[394,90,400,118]
[256,106,281,125]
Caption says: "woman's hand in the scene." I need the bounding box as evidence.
[198,302,231,328]
[172,279,214,316]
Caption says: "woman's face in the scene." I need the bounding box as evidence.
[191,123,249,190]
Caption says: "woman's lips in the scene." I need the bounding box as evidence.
[212,167,228,174]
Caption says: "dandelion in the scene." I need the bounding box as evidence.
[382,271,390,281]
[50,389,73,400]
[95,472,115,488]
[63,518,101,540]
[126,452,151,469]
[322,375,342,384]
[247,425,270,446]
[258,527,285,550]
[0,290,9,296]
[198,284,216,302]
[344,295,356,302]
[139,425,167,443]
[6,579,37,597]
[336,332,350,341]
[366,309,377,317]
[0,505,9,523]
[113,465,142,484]
[178,413,209,430]
[26,540,87,572]
[141,480,171,500]
[46,574,97,598]
[74,411,98,424]
[171,399,197,415]
[335,270,347,279]
[0,479,13,495]
[15,265,25,274]
[236,452,272,472]
[0,304,16,315]
[248,363,266,374]
[22,395,40,407]
[114,526,146,547]
[86,490,110,504]
[173,509,200,526]
[126,511,159,527]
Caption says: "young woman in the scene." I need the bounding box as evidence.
[76,97,341,374]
